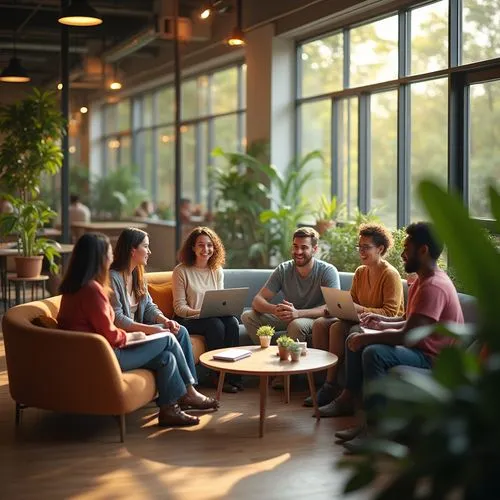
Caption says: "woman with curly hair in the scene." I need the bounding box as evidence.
[306,223,404,416]
[173,226,242,393]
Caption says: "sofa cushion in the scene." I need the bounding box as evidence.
[148,282,174,318]
[190,335,206,364]
[32,315,59,329]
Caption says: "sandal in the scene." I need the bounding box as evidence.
[158,404,200,427]
[179,395,220,411]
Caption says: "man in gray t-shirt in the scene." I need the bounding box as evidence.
[241,227,340,345]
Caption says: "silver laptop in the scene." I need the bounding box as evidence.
[321,287,359,322]
[199,288,249,319]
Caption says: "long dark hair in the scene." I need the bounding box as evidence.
[110,227,148,300]
[59,233,111,294]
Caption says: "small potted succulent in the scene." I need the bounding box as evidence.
[256,325,275,348]
[289,342,302,362]
[276,335,294,361]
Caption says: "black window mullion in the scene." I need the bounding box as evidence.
[331,98,340,199]
[399,10,409,79]
[195,123,203,204]
[358,94,370,213]
[448,72,468,204]
[449,0,462,67]
[397,84,410,227]
[343,28,349,89]
[296,44,303,98]
[207,118,215,212]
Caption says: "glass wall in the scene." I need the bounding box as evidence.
[91,63,246,216]
[296,0,500,226]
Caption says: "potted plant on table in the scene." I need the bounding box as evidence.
[288,342,302,362]
[0,196,60,277]
[0,89,64,278]
[276,335,295,361]
[256,325,275,348]
[314,194,346,235]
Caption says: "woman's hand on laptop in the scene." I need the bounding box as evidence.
[125,331,147,344]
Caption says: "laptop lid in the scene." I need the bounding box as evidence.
[199,288,249,319]
[320,287,359,322]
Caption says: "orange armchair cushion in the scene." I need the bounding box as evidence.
[148,282,174,318]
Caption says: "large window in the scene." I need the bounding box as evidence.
[91,64,246,216]
[296,0,498,226]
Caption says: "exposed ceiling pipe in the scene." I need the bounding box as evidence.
[0,2,152,18]
[0,42,87,53]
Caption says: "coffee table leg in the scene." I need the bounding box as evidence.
[216,371,225,400]
[307,372,320,420]
[259,375,268,438]
[284,375,290,404]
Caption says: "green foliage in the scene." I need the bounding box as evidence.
[0,89,65,201]
[288,342,302,354]
[210,143,271,268]
[156,203,174,221]
[314,195,346,221]
[210,144,321,266]
[0,195,60,273]
[256,325,275,337]
[342,183,500,499]
[257,150,321,262]
[276,335,295,348]
[91,168,148,219]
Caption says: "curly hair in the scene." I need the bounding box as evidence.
[359,223,393,256]
[178,226,226,270]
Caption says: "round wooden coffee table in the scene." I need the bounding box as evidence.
[200,346,338,437]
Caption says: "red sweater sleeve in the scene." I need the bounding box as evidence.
[83,282,127,348]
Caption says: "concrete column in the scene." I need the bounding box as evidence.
[245,23,295,173]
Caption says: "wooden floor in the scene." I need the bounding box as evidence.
[0,339,374,499]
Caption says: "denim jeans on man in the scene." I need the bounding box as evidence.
[114,326,197,406]
[344,343,432,415]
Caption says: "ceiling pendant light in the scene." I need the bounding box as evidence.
[58,0,103,27]
[0,35,30,83]
[227,0,245,47]
[200,2,212,19]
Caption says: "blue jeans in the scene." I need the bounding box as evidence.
[344,343,432,416]
[115,326,197,406]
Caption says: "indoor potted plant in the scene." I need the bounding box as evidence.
[289,342,302,362]
[0,89,64,278]
[0,195,60,277]
[276,335,294,361]
[314,194,346,235]
[256,325,275,348]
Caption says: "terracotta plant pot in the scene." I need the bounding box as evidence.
[278,346,290,361]
[290,351,301,362]
[315,220,336,235]
[15,256,43,278]
[259,336,272,348]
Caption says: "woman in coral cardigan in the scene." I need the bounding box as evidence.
[57,232,219,427]
[307,223,404,416]
[172,226,242,394]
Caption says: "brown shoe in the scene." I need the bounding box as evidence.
[178,394,220,411]
[158,404,200,427]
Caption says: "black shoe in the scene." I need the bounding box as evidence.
[222,382,238,394]
[303,382,339,407]
[230,380,244,391]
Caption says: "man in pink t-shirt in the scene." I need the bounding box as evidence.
[325,222,464,451]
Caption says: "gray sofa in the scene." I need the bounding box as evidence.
[224,268,479,347]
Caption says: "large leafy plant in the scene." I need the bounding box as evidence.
[342,182,500,499]
[0,89,64,202]
[0,195,60,273]
[91,168,147,219]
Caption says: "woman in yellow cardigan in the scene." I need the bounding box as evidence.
[305,223,404,416]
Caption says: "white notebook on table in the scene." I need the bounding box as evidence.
[124,331,171,348]
[212,349,252,362]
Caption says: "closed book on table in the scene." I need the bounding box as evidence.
[212,349,252,362]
